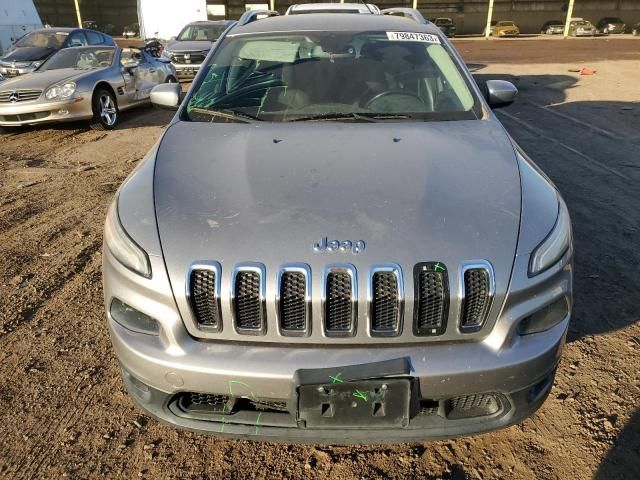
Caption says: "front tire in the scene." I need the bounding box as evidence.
[90,88,118,131]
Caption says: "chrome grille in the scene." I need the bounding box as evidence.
[171,52,206,64]
[184,260,492,341]
[324,267,356,336]
[0,89,42,103]
[460,265,493,332]
[277,266,309,335]
[414,263,448,336]
[370,267,402,336]
[232,265,265,334]
[189,265,221,331]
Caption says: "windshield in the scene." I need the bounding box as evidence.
[177,24,227,41]
[574,21,593,27]
[185,31,479,123]
[39,47,115,71]
[498,22,515,27]
[14,31,67,49]
[435,19,453,25]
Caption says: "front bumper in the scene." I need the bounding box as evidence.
[0,96,91,126]
[105,246,570,442]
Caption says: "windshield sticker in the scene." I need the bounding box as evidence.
[386,32,441,44]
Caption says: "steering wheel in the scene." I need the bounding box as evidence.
[363,90,426,110]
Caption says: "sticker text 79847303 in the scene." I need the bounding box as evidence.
[386,31,441,44]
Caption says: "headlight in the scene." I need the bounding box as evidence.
[104,197,151,278]
[45,82,76,100]
[161,49,172,60]
[529,198,572,276]
[31,61,42,68]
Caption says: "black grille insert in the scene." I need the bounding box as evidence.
[233,269,265,334]
[189,268,221,331]
[179,392,234,414]
[371,270,400,335]
[461,267,491,332]
[279,270,308,335]
[414,262,449,336]
[325,270,354,335]
[446,393,501,419]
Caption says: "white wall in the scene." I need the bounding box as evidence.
[137,0,208,40]
[0,0,42,54]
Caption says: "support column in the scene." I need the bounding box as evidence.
[74,0,83,28]
[484,0,494,39]
[564,0,576,38]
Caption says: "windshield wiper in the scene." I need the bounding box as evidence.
[289,112,414,122]
[288,112,378,123]
[188,107,261,123]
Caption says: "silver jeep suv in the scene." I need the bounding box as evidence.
[103,10,573,442]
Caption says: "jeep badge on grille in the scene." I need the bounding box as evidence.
[313,236,365,255]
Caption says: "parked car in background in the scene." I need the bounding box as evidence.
[493,21,520,37]
[433,17,456,37]
[0,45,176,131]
[568,19,596,37]
[380,7,428,24]
[596,17,626,34]
[161,20,234,80]
[82,21,100,30]
[0,28,115,78]
[123,23,140,38]
[0,72,5,83]
[286,3,380,14]
[633,22,640,36]
[541,20,564,34]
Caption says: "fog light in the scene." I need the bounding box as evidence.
[57,109,69,115]
[110,298,159,335]
[518,297,569,335]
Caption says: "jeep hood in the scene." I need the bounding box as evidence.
[154,121,521,299]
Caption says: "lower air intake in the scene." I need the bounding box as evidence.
[446,393,501,419]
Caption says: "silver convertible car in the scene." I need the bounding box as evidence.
[104,11,573,442]
[0,46,177,131]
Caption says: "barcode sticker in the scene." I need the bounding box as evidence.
[386,32,441,43]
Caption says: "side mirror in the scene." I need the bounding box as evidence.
[122,60,140,74]
[151,83,181,110]
[483,80,518,108]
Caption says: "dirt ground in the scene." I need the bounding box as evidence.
[0,39,639,479]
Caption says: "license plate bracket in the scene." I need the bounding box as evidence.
[298,378,411,429]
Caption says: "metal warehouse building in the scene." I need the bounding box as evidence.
[32,0,640,35]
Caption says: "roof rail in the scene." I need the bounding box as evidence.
[380,8,429,24]
[237,9,279,26]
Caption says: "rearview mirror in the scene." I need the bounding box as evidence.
[483,80,518,108]
[150,83,181,110]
